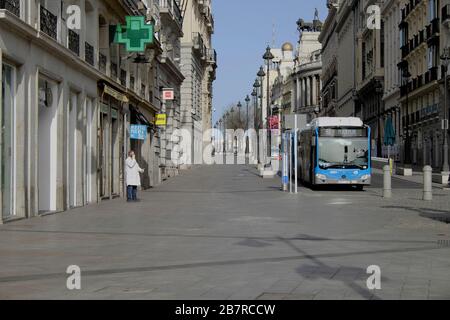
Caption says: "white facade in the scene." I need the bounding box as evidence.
[179,0,216,167]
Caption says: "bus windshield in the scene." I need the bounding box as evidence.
[318,137,369,170]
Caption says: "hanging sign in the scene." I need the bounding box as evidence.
[130,124,148,140]
[162,88,174,101]
[155,113,167,126]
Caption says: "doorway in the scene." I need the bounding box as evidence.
[99,104,109,199]
[68,92,78,208]
[38,77,58,213]
[111,108,120,197]
[1,63,16,219]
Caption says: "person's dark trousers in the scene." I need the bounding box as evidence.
[132,186,137,201]
[127,185,134,201]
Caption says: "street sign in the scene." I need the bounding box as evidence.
[162,88,174,101]
[155,113,167,126]
[130,124,147,140]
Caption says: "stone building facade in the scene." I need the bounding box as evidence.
[0,0,185,223]
[179,0,216,167]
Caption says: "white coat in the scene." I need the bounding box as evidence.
[126,157,144,187]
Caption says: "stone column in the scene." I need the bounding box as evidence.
[305,77,310,107]
[312,75,317,107]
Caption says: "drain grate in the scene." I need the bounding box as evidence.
[437,240,450,247]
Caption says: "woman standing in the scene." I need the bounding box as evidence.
[125,150,145,202]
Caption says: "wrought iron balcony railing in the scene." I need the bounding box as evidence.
[40,5,57,40]
[68,29,80,56]
[0,0,20,17]
[85,42,94,66]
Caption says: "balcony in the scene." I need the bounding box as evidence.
[402,29,426,59]
[159,0,183,28]
[207,48,217,66]
[85,42,94,66]
[426,18,439,45]
[192,32,207,59]
[40,5,57,40]
[0,0,20,17]
[442,5,450,25]
[400,68,438,97]
[401,0,423,22]
[68,29,80,56]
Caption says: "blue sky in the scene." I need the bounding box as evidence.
[211,0,327,125]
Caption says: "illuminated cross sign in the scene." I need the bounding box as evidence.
[115,16,153,52]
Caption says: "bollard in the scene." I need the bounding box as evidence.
[423,166,433,201]
[383,165,392,198]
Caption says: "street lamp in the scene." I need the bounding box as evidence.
[440,48,450,174]
[237,101,242,125]
[257,66,266,127]
[245,95,250,131]
[402,68,411,166]
[263,46,274,160]
[375,80,384,158]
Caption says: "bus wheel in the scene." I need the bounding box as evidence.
[354,185,364,191]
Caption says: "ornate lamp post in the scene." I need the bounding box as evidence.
[375,80,384,158]
[263,46,274,159]
[237,101,242,126]
[257,66,266,128]
[402,69,411,166]
[253,79,261,129]
[245,95,250,131]
[440,47,450,175]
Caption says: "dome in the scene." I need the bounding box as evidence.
[282,42,294,51]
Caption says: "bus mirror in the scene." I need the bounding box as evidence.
[311,137,316,147]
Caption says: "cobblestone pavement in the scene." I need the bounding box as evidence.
[0,165,449,300]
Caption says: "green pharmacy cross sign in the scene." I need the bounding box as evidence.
[115,16,153,52]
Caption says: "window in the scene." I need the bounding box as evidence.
[1,63,16,218]
[380,20,385,68]
[429,0,437,21]
[428,45,437,69]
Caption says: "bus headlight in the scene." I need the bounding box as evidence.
[361,174,371,180]
[316,174,327,180]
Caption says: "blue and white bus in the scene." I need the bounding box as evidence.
[297,117,371,190]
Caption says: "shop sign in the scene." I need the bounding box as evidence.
[130,124,148,140]
[268,116,279,130]
[111,108,118,119]
[155,113,167,126]
[162,88,174,101]
[420,104,439,119]
[100,103,109,114]
[104,85,129,103]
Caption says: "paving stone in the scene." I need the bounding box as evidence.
[0,165,450,299]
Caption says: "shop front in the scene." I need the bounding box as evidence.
[129,102,157,189]
[98,83,128,200]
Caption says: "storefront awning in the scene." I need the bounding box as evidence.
[130,105,153,128]
[103,85,129,103]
